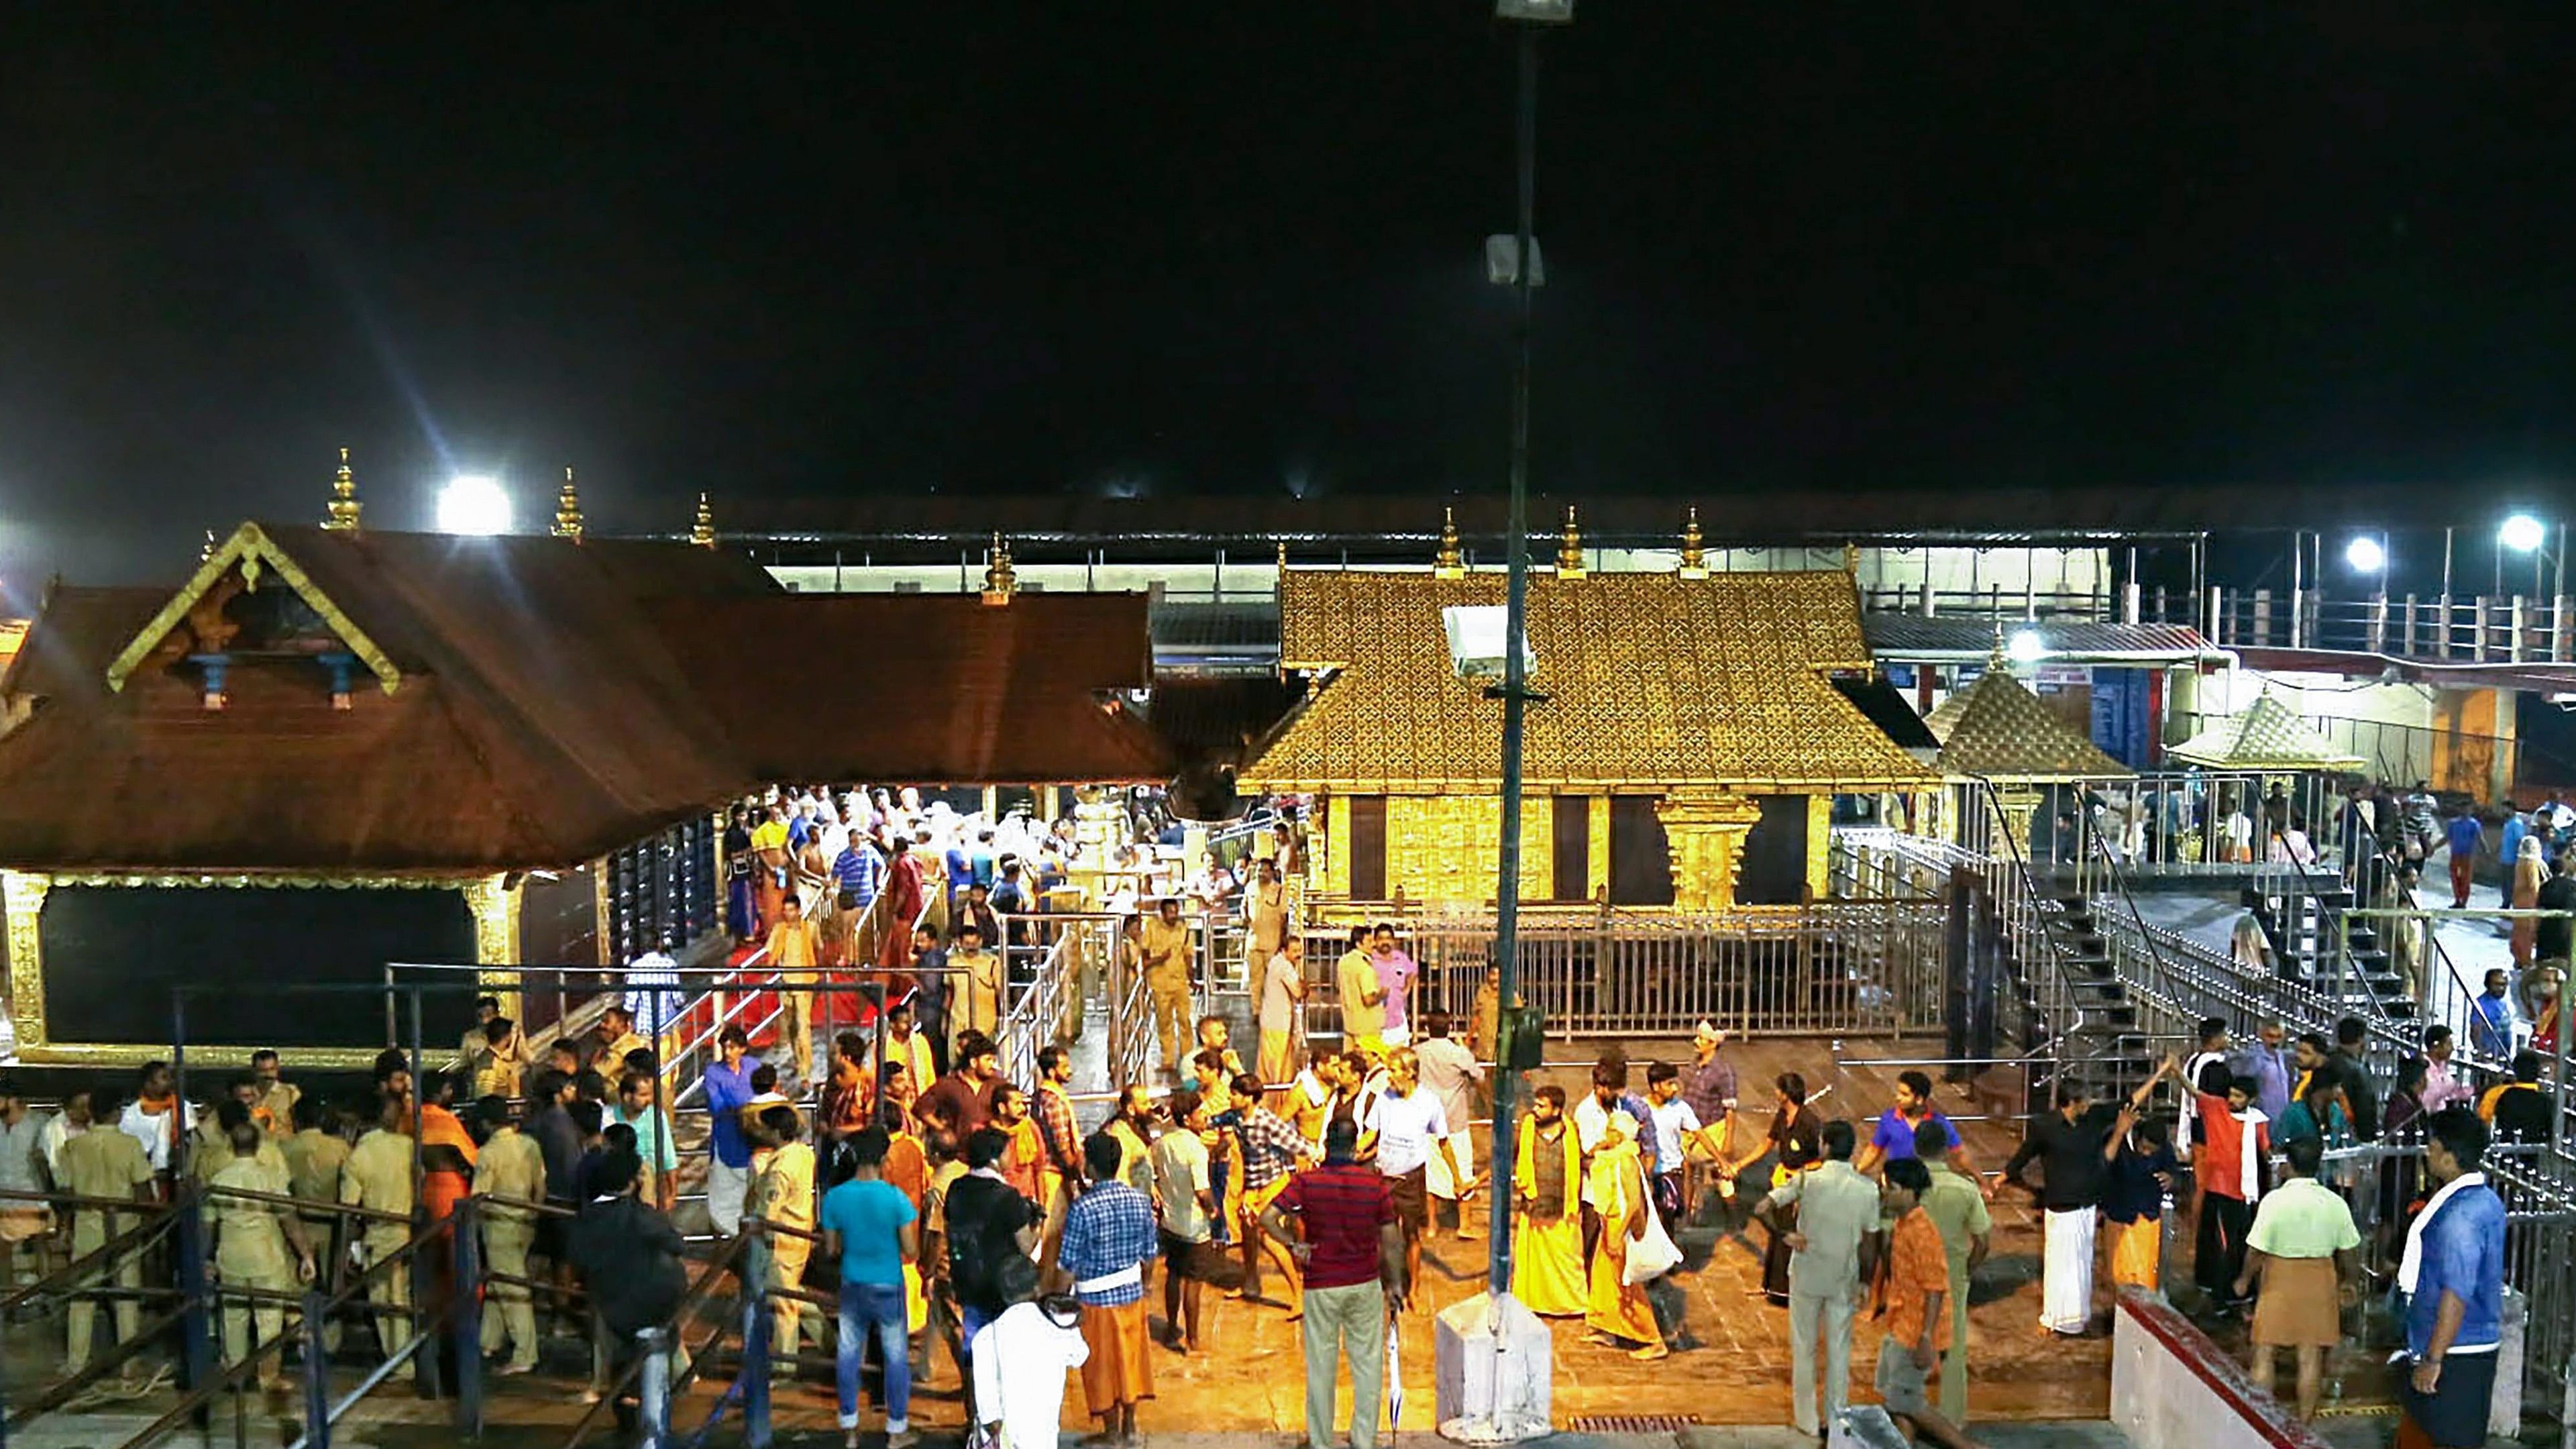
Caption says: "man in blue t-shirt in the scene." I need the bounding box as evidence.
[820,1126,920,1449]
[1852,1071,1982,1193]
[2400,1108,2506,1449]
[2443,806,2483,908]
[702,1028,757,1237]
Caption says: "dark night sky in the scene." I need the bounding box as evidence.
[5,5,2573,588]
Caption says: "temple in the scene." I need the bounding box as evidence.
[0,473,1176,1067]
[1240,517,1935,912]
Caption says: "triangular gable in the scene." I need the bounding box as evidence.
[2167,692,2365,771]
[1929,665,2131,779]
[103,523,402,696]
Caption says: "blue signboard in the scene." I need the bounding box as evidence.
[2090,667,2153,768]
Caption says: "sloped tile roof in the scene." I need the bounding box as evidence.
[2166,692,2366,771]
[1242,569,1933,792]
[1923,665,2131,779]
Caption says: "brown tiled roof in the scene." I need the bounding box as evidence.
[1923,665,2131,780]
[0,527,1177,873]
[2167,693,2365,771]
[653,592,1173,784]
[1240,569,1933,792]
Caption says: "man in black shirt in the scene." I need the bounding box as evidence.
[2326,1017,2381,1142]
[2003,1059,2170,1337]
[2488,1052,2556,1146]
[943,1127,1040,1428]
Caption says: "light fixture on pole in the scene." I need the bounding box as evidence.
[2500,514,2546,553]
[2006,628,2047,665]
[2344,536,2385,574]
[436,475,514,536]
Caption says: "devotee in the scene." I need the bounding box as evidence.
[1913,1118,1990,1422]
[821,1126,920,1449]
[1259,930,1308,1094]
[472,1095,547,1377]
[119,1059,194,1187]
[2237,1020,2294,1124]
[2003,1061,2167,1337]
[1152,1088,1224,1352]
[1853,1071,1980,1189]
[2176,1016,2232,1165]
[1511,1085,1587,1316]
[571,1150,691,1434]
[877,836,928,977]
[1752,1118,1878,1438]
[1414,1012,1485,1240]
[2470,969,2514,1057]
[971,1290,1089,1449]
[1872,1157,1982,1449]
[609,1070,680,1213]
[749,1104,822,1379]
[942,1124,1041,1415]
[1334,926,1386,1063]
[1140,897,1198,1076]
[341,1091,418,1380]
[2420,1026,2474,1113]
[36,1087,87,1185]
[881,1004,938,1116]
[2398,1108,2507,1449]
[2190,1063,2272,1313]
[2235,1135,2361,1423]
[989,1083,1044,1204]
[917,1030,1001,1142]
[58,1088,155,1377]
[1727,1071,1824,1307]
[2480,1050,2555,1144]
[1263,1116,1405,1449]
[1232,1069,1320,1309]
[2102,1104,2177,1297]
[1372,1046,1468,1299]
[2443,802,2481,908]
[1062,1132,1161,1446]
[205,1117,315,1391]
[1369,922,1417,1051]
[702,1026,759,1236]
[2325,1016,2382,1141]
[1640,1061,1716,1233]
[1583,1109,1672,1360]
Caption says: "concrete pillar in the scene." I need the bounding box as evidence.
[1433,1292,1552,1442]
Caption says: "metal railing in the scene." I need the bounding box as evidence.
[2190,586,2575,665]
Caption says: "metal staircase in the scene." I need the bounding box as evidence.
[2240,853,2416,1021]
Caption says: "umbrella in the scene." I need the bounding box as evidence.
[1387,1315,1403,1434]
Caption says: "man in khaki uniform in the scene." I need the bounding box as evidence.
[278,1096,350,1350]
[1139,897,1197,1075]
[470,1096,547,1375]
[194,1097,287,1187]
[339,1093,417,1378]
[949,920,1005,1051]
[250,1051,299,1138]
[591,1005,650,1077]
[746,1104,820,1373]
[58,1091,158,1374]
[1245,859,1289,977]
[207,1120,316,1387]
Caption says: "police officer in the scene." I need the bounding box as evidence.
[57,1089,156,1375]
[471,1095,547,1375]
[207,1118,316,1388]
[338,1091,417,1379]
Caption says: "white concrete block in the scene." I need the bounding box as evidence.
[1433,1291,1552,1444]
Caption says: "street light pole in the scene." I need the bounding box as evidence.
[1487,11,1542,1307]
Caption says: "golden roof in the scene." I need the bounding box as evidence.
[2167,692,2365,771]
[1923,664,2131,780]
[1245,569,1934,792]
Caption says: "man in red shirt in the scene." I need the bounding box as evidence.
[1261,1118,1408,1449]
[1875,1158,1980,1449]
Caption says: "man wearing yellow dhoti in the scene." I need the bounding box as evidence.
[1583,1110,1665,1358]
[1511,1085,1586,1317]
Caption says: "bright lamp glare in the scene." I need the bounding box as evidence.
[437,475,513,536]
[2500,514,2546,552]
[2005,629,2046,664]
[2344,537,2385,573]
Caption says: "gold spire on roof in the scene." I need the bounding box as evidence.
[1678,505,1708,579]
[689,492,716,548]
[1556,504,1585,578]
[1277,537,1289,574]
[199,529,217,564]
[321,447,361,533]
[1842,540,1861,575]
[1434,506,1466,579]
[553,466,585,542]
[981,531,1018,606]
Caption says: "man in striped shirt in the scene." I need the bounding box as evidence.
[1263,1117,1406,1449]
[1060,1133,1159,1445]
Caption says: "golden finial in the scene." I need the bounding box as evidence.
[981,531,1018,606]
[322,446,361,533]
[1842,540,1861,576]
[553,466,585,542]
[1556,504,1585,578]
[689,492,716,549]
[1276,537,1289,574]
[199,529,217,564]
[1434,506,1466,579]
[1678,505,1708,578]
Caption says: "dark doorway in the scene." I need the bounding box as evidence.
[1346,795,1389,901]
[1552,796,1592,902]
[1608,796,1675,906]
[1739,795,1811,906]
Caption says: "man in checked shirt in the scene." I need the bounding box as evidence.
[1231,1070,1322,1314]
[1031,1045,1087,1261]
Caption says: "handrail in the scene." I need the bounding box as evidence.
[0,1198,172,1314]
[559,1230,754,1449]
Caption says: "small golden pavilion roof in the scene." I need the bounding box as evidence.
[1244,569,1932,792]
[2167,692,2364,771]
[1923,663,2130,780]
